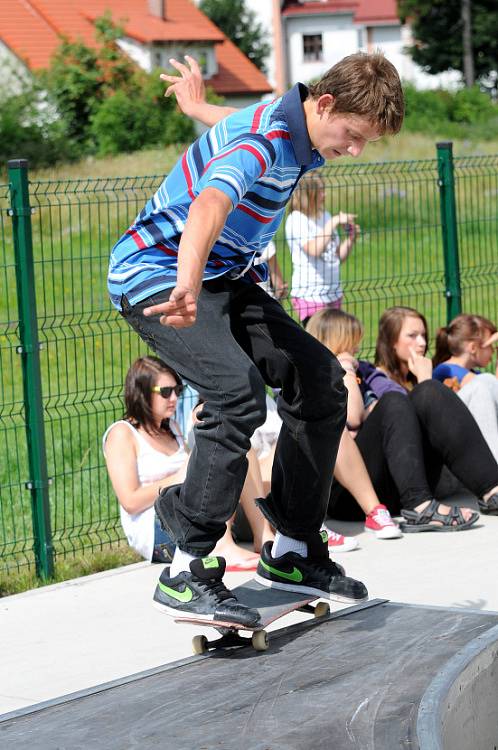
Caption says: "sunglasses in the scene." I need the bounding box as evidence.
[151,384,184,399]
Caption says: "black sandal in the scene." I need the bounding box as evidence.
[478,493,498,516]
[400,499,479,533]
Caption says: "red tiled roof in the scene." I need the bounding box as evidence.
[282,0,399,24]
[355,0,399,24]
[282,0,359,15]
[83,0,225,43]
[209,38,272,95]
[1,0,271,95]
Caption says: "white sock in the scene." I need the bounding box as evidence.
[170,548,197,577]
[271,532,307,559]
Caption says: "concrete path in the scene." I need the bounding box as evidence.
[1,496,497,717]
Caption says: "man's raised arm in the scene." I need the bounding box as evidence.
[161,56,237,127]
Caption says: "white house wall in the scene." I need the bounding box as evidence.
[244,0,276,87]
[285,14,358,85]
[242,5,463,92]
[0,42,33,95]
[118,37,152,70]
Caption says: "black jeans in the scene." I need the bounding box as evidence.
[329,379,498,520]
[121,277,347,554]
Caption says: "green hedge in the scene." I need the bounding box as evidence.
[403,83,498,139]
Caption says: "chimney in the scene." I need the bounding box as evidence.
[148,0,165,19]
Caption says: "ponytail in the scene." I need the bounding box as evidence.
[432,326,452,367]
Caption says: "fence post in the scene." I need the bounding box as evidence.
[436,142,462,322]
[8,159,54,579]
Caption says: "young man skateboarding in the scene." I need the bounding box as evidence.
[108,52,404,627]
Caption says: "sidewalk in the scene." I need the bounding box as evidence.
[2,496,497,717]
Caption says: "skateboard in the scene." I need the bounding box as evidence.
[175,578,330,654]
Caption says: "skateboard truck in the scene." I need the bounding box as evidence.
[191,600,330,654]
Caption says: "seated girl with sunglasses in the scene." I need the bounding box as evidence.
[103,355,263,568]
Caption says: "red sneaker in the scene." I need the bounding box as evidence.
[322,527,359,553]
[365,505,402,539]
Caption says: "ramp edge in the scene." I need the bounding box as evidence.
[417,621,498,750]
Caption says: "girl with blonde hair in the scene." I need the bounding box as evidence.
[306,309,402,538]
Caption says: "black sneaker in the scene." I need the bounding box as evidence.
[153,556,261,628]
[255,532,368,603]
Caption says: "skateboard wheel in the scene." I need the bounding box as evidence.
[252,630,269,651]
[192,635,209,655]
[314,602,330,618]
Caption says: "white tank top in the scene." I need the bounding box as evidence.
[102,420,188,561]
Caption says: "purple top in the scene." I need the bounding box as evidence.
[357,360,407,399]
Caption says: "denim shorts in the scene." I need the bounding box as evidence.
[152,514,176,564]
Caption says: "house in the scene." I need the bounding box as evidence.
[0,0,272,109]
[240,0,460,94]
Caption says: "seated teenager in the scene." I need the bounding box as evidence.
[363,306,498,519]
[308,307,498,529]
[432,313,498,465]
[103,356,268,568]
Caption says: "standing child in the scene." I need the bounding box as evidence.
[108,52,404,626]
[286,174,359,324]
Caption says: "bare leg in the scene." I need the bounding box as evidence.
[212,515,259,566]
[258,444,275,497]
[334,429,380,516]
[239,448,274,553]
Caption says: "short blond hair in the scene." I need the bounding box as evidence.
[308,51,404,135]
[306,308,364,355]
[289,173,325,217]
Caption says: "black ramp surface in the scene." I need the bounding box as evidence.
[2,602,498,750]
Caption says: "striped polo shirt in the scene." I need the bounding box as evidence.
[107,83,324,310]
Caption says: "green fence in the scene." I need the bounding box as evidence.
[1,144,497,578]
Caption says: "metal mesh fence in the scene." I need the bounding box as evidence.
[453,155,498,325]
[1,151,497,574]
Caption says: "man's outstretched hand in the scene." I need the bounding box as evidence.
[160,56,205,118]
[143,286,198,328]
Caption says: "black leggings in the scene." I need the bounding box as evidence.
[329,379,498,520]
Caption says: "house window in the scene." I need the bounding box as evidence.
[172,49,209,76]
[303,34,323,62]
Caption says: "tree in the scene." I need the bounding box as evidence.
[398,0,498,90]
[0,81,73,168]
[41,14,196,155]
[90,70,196,156]
[40,14,138,145]
[199,0,270,72]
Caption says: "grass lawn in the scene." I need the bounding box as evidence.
[1,131,497,591]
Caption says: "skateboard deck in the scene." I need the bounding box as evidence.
[175,578,330,653]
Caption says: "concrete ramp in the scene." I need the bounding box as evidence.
[1,600,498,749]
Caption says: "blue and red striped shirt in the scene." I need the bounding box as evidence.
[108,84,324,310]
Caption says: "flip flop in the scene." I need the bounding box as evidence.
[225,558,259,573]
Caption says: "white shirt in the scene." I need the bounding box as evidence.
[255,240,277,296]
[102,420,187,561]
[286,210,342,303]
